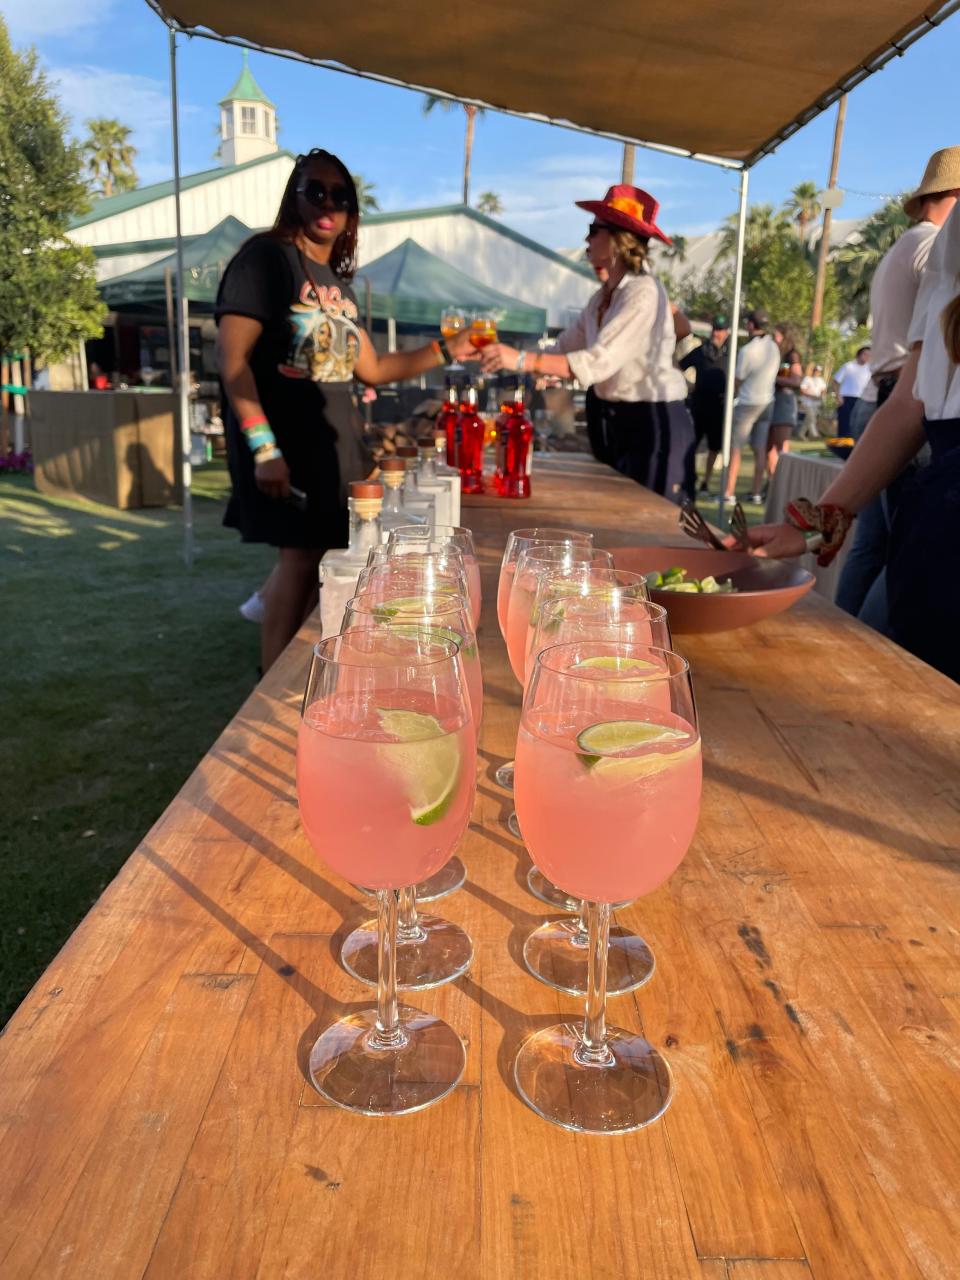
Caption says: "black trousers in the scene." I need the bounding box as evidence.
[886,418,960,683]
[592,396,696,504]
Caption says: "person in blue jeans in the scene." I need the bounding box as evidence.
[834,150,960,633]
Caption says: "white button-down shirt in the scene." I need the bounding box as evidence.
[909,203,960,421]
[553,272,687,404]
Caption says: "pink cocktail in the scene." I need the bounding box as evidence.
[515,706,700,904]
[496,560,515,639]
[298,689,475,890]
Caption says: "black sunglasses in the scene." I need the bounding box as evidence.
[587,222,614,238]
[296,180,354,212]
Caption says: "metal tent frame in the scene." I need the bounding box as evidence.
[155,1,959,560]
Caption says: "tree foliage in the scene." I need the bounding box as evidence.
[351,173,380,214]
[476,191,503,215]
[832,198,911,325]
[82,118,137,198]
[0,17,105,360]
[422,96,485,205]
[784,181,822,238]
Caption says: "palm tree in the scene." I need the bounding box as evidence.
[422,96,485,205]
[476,191,503,215]
[351,174,380,214]
[833,197,911,324]
[663,233,687,263]
[784,181,822,239]
[718,203,791,259]
[82,118,137,198]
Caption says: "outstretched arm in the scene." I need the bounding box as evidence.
[352,327,476,385]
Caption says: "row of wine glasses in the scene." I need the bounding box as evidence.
[295,521,703,1133]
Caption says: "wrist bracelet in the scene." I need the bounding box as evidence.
[437,335,453,364]
[254,445,283,464]
[241,413,270,430]
[516,351,527,373]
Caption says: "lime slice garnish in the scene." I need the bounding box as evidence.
[576,719,693,780]
[373,593,455,619]
[570,656,658,674]
[381,621,476,661]
[377,709,461,825]
[661,581,699,593]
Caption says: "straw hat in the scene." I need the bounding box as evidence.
[903,146,960,220]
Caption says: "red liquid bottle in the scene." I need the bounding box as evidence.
[500,386,533,498]
[456,387,485,494]
[437,384,459,468]
[492,395,512,495]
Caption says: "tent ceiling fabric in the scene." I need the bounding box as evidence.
[154,0,955,164]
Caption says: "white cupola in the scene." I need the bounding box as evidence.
[218,50,278,168]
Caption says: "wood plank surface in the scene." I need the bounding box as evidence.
[1,456,959,1278]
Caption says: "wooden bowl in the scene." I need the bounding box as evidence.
[610,546,815,634]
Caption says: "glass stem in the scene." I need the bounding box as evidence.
[371,888,406,1050]
[571,902,589,948]
[576,901,614,1067]
[397,884,427,944]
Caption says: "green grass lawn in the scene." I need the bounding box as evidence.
[0,462,273,1024]
[694,437,829,527]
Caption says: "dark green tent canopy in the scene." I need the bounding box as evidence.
[99,215,253,309]
[355,239,547,334]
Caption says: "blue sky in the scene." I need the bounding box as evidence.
[3,0,960,248]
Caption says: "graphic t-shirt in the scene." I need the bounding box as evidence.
[216,237,369,544]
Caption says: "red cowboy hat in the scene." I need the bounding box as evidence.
[575,184,672,246]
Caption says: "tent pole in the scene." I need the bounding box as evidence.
[168,27,194,567]
[718,167,749,528]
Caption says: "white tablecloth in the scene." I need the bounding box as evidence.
[764,452,847,599]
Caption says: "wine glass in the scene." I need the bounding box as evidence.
[503,545,613,839]
[469,310,498,350]
[441,306,466,342]
[353,553,472,900]
[513,641,701,1133]
[386,525,482,630]
[336,595,479,990]
[522,595,672,996]
[495,530,595,794]
[297,628,476,1115]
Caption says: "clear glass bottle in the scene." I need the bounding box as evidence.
[396,444,436,524]
[319,481,385,635]
[379,457,426,534]
[417,440,453,526]
[433,432,462,525]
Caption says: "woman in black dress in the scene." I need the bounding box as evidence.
[216,148,474,670]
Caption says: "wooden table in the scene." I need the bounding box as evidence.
[2,458,959,1279]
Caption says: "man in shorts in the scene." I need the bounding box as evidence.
[679,313,730,495]
[723,309,780,503]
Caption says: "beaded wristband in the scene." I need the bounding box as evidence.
[785,498,854,567]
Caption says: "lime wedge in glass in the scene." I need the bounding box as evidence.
[377,709,461,825]
[372,593,455,620]
[383,621,475,660]
[576,718,693,780]
[570,656,657,674]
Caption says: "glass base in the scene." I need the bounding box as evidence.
[507,810,523,840]
[495,761,515,791]
[341,913,473,989]
[526,865,580,912]
[356,856,466,903]
[309,1006,466,1116]
[514,1023,673,1133]
[523,918,655,996]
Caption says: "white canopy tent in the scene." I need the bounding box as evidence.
[146,0,960,559]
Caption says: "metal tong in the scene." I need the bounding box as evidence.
[678,499,750,551]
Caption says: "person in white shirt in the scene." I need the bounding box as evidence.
[478,184,695,503]
[739,200,960,682]
[798,364,826,439]
[834,146,960,633]
[832,347,872,436]
[723,309,780,503]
